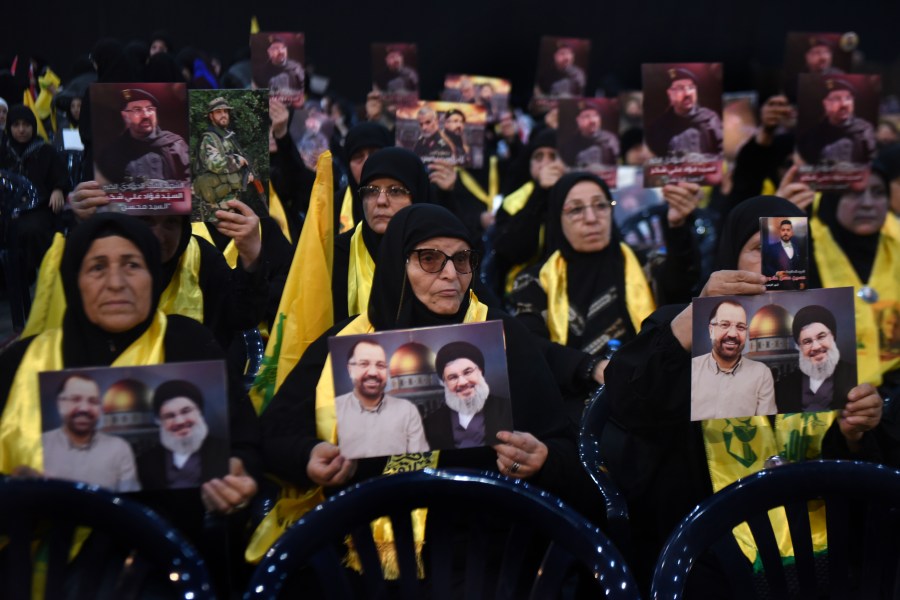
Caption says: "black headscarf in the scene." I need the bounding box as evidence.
[158,216,194,289]
[815,166,889,285]
[357,147,432,260]
[4,104,41,161]
[545,171,632,346]
[368,204,473,331]
[60,213,163,367]
[714,195,805,270]
[502,128,557,195]
[342,122,394,225]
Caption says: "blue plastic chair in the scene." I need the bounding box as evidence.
[651,460,900,599]
[0,477,215,600]
[245,469,640,599]
[579,385,631,554]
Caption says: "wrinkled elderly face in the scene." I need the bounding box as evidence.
[78,236,153,333]
[561,180,612,253]
[348,342,388,401]
[418,111,438,136]
[442,358,485,399]
[836,172,888,235]
[406,236,473,316]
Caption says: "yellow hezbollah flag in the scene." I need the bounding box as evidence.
[249,151,334,413]
[250,16,260,35]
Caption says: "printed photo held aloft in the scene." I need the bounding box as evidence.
[328,321,512,459]
[372,43,419,110]
[90,82,191,216]
[642,63,724,188]
[557,98,620,189]
[441,74,511,123]
[534,36,590,99]
[690,288,856,421]
[795,73,880,191]
[783,32,854,100]
[250,32,305,108]
[722,92,759,162]
[395,101,487,169]
[188,89,271,222]
[38,361,229,493]
[760,216,808,290]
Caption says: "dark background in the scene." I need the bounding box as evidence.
[3,0,900,106]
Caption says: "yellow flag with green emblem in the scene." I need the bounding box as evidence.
[249,151,334,413]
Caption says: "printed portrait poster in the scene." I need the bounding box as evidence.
[188,89,271,222]
[722,92,758,162]
[288,102,336,172]
[784,32,855,100]
[642,63,724,188]
[328,320,513,459]
[795,73,880,191]
[38,361,229,493]
[90,82,191,216]
[618,91,643,133]
[690,287,856,421]
[558,98,620,189]
[250,32,306,108]
[442,74,511,122]
[395,101,487,169]
[534,37,590,100]
[760,216,808,290]
[372,43,419,110]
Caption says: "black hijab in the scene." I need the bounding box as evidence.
[342,122,394,225]
[815,166,888,284]
[357,147,432,260]
[5,104,41,159]
[714,195,805,270]
[158,216,194,289]
[502,128,557,195]
[60,214,163,367]
[545,171,632,345]
[368,204,473,331]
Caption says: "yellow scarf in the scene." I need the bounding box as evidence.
[191,222,238,268]
[0,311,168,473]
[246,292,490,577]
[23,235,203,336]
[267,183,293,244]
[457,156,500,211]
[339,186,355,234]
[537,245,656,346]
[810,201,900,387]
[347,223,376,316]
[702,412,836,566]
[501,181,535,215]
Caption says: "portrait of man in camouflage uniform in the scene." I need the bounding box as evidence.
[193,96,256,219]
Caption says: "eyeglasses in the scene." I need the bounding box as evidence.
[359,185,411,202]
[348,360,388,371]
[710,321,748,333]
[123,106,157,115]
[408,248,479,274]
[799,331,831,349]
[562,201,612,221]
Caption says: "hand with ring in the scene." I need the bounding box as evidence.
[493,430,548,480]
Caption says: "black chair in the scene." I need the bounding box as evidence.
[0,169,41,331]
[651,460,900,599]
[245,469,640,599]
[578,385,630,555]
[0,477,215,600]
